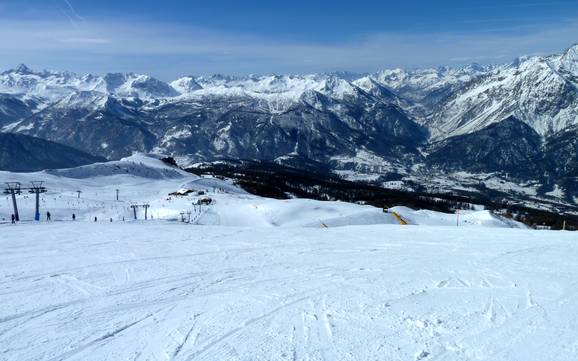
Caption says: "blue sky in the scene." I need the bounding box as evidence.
[0,0,577,79]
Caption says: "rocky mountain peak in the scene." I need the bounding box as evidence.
[559,43,578,75]
[13,64,34,75]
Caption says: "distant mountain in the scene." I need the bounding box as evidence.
[425,44,578,140]
[427,116,544,179]
[374,64,492,107]
[0,45,577,209]
[0,133,106,172]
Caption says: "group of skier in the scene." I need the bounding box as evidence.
[7,205,134,224]
[10,211,75,223]
[8,213,124,223]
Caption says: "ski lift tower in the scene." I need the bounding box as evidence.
[3,182,21,221]
[130,204,139,220]
[143,203,150,220]
[29,181,47,221]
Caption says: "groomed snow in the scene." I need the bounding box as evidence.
[1,223,576,361]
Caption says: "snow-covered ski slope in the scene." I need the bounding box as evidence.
[4,155,575,361]
[1,223,576,361]
[0,153,522,228]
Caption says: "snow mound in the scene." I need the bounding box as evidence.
[45,153,188,179]
[195,197,524,229]
[391,206,527,228]
[197,198,393,227]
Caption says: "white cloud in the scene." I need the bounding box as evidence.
[59,37,111,44]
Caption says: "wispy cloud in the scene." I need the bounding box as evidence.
[59,37,111,44]
[62,0,84,21]
[0,17,576,79]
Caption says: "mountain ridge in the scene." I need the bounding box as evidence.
[0,133,107,172]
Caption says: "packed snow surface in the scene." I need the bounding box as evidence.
[1,222,576,361]
[2,154,572,361]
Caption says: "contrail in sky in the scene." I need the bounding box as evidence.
[63,0,85,21]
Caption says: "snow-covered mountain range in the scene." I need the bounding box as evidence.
[0,45,577,207]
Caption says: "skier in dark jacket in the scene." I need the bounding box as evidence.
[72,213,76,221]
[46,211,51,221]
[11,214,15,224]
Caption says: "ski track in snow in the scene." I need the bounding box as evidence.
[0,223,577,361]
[0,155,572,360]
